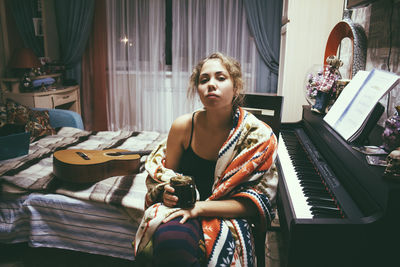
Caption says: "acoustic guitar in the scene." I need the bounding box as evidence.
[53,149,152,183]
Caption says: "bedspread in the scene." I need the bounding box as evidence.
[0,127,166,209]
[0,127,166,260]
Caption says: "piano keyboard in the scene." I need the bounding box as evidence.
[278,128,345,219]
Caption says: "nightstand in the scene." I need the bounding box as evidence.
[3,86,81,114]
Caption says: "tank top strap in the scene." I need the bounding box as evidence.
[187,111,197,148]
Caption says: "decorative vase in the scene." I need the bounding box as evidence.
[382,106,400,152]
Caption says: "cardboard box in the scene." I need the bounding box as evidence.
[0,131,30,160]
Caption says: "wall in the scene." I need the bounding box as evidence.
[277,0,345,122]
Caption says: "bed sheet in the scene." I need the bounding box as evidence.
[0,194,30,244]
[26,193,139,260]
[0,192,141,260]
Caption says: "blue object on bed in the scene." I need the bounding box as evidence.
[32,108,84,130]
[0,131,30,160]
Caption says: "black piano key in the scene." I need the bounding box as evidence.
[307,199,338,209]
[307,196,336,203]
[311,205,341,215]
[300,183,326,191]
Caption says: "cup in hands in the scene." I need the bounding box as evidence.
[170,176,196,208]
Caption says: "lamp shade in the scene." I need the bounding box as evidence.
[8,48,41,69]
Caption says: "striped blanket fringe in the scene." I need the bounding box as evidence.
[135,107,278,266]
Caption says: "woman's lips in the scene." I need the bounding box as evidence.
[206,93,218,98]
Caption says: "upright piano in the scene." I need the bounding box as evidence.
[276,106,400,267]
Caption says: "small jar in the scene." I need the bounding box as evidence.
[382,106,400,152]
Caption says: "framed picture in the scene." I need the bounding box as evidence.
[33,18,43,37]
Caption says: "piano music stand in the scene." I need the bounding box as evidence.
[242,93,283,138]
[241,93,284,267]
[351,102,385,146]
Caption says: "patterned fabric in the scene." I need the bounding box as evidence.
[318,66,340,93]
[5,99,56,140]
[153,217,205,266]
[26,109,56,140]
[134,107,278,266]
[6,99,30,125]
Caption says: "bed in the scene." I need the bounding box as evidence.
[0,127,166,261]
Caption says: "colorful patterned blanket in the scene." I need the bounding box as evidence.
[0,127,166,210]
[134,108,278,266]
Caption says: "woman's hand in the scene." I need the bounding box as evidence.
[163,184,178,207]
[163,202,203,224]
[163,198,257,224]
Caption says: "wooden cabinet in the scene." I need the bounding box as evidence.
[3,86,81,114]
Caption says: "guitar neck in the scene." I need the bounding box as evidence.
[111,150,153,156]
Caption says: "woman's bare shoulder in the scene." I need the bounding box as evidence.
[170,113,193,132]
[167,113,194,145]
[166,113,194,163]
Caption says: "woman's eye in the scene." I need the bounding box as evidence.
[200,78,209,84]
[218,76,226,81]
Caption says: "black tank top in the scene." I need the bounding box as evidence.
[177,112,216,200]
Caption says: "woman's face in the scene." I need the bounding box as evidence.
[197,59,235,111]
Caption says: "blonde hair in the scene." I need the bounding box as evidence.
[188,52,244,110]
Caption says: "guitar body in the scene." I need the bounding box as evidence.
[53,149,143,183]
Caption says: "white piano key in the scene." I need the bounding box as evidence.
[278,134,313,219]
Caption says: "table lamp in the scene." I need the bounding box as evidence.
[8,47,41,78]
[8,47,42,92]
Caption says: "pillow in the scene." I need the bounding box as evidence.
[0,103,6,128]
[5,99,55,140]
[25,109,56,140]
[6,99,30,125]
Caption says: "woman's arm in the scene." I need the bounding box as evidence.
[163,197,258,224]
[161,114,193,207]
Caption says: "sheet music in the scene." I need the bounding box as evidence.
[324,69,400,142]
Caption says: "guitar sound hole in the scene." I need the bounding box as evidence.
[76,151,90,160]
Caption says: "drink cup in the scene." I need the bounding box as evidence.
[170,176,196,208]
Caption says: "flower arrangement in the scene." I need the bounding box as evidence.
[306,67,326,100]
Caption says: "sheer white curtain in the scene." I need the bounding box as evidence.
[106,0,169,132]
[106,0,258,133]
[171,0,258,106]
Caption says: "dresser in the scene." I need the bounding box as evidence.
[3,86,81,114]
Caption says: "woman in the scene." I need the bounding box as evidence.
[134,52,278,266]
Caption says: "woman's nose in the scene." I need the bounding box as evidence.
[208,78,217,89]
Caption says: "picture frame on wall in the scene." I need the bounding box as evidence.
[33,17,43,37]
